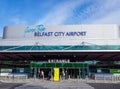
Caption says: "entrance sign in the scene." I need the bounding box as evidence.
[53,68,60,82]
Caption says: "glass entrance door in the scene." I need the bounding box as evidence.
[30,62,89,79]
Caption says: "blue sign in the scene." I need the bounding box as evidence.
[24,24,45,37]
[24,25,86,37]
[34,31,86,37]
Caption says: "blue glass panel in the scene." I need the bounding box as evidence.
[0,45,120,51]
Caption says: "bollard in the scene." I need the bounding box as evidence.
[60,75,61,81]
[18,76,19,82]
[95,76,97,83]
[103,76,105,83]
[42,74,44,80]
[4,76,6,81]
[68,75,70,80]
[26,75,27,80]
[77,75,79,82]
[77,75,79,79]
[85,75,88,83]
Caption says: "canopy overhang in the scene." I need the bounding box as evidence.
[0,50,120,61]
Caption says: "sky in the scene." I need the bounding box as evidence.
[0,0,120,36]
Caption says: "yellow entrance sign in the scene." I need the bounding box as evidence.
[53,68,60,82]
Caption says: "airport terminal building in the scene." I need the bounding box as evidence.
[0,24,120,79]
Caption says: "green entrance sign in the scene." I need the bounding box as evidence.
[110,69,120,74]
[30,62,88,68]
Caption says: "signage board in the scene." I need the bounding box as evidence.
[1,69,12,73]
[110,69,120,74]
[53,68,60,82]
[24,25,86,37]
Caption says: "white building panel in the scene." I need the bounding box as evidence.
[0,24,120,46]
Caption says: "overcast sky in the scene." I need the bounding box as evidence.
[0,0,120,36]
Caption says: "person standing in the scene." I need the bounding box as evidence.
[48,71,51,80]
[62,70,65,80]
[40,70,44,80]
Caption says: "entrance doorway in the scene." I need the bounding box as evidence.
[30,62,89,79]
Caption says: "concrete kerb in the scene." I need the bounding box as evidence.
[0,78,120,84]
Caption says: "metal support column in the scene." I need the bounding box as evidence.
[87,65,89,78]
[79,68,81,79]
[34,67,37,79]
[51,68,53,80]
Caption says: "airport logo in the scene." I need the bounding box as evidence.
[24,24,45,37]
[24,24,86,37]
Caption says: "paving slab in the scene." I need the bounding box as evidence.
[88,83,120,89]
[15,80,94,89]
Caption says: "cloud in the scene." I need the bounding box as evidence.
[36,0,120,25]
[75,0,120,24]
[32,0,120,25]
[91,10,120,24]
[35,0,84,25]
[10,18,27,25]
[89,0,120,24]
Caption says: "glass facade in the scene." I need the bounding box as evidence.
[0,45,120,51]
[0,45,120,79]
[30,62,89,79]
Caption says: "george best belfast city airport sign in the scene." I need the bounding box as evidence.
[24,25,86,37]
[34,31,86,37]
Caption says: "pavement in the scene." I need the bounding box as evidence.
[0,79,120,89]
[0,82,23,89]
[88,83,120,89]
[15,80,94,89]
